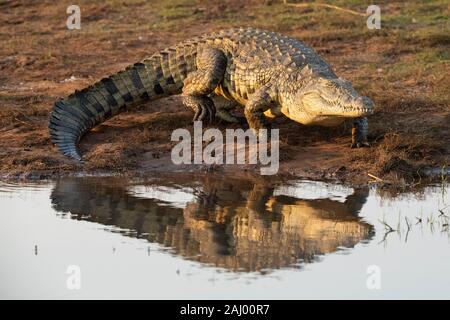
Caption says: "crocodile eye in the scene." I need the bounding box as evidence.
[325,82,336,89]
[319,78,334,87]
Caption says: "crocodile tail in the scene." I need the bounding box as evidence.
[48,58,181,161]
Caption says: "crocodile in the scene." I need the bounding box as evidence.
[49,27,375,161]
[50,177,373,271]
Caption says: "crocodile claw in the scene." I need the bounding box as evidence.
[350,141,371,148]
[193,104,215,124]
[185,96,216,124]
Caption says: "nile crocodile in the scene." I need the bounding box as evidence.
[49,27,375,160]
[50,177,373,271]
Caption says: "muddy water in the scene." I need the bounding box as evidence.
[0,177,449,299]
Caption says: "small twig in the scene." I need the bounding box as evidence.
[14,117,35,128]
[368,173,384,182]
[285,2,366,17]
[367,173,391,185]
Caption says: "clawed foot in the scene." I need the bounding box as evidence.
[183,96,216,124]
[193,100,215,124]
[351,117,370,149]
[351,141,371,148]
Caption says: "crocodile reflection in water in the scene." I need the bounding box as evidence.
[50,178,374,272]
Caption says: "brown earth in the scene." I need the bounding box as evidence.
[0,0,448,187]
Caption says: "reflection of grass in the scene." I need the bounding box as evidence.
[378,203,449,245]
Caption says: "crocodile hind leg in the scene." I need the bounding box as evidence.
[182,48,227,124]
[351,117,370,148]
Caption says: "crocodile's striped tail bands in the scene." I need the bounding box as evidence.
[48,57,179,161]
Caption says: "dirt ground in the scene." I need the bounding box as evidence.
[0,0,448,186]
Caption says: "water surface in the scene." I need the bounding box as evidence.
[0,177,449,299]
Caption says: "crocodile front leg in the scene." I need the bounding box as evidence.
[182,48,227,124]
[244,85,276,130]
[351,117,370,148]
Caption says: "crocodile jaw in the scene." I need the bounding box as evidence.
[301,92,375,118]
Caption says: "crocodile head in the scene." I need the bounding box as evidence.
[282,74,375,126]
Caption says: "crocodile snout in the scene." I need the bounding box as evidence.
[352,96,375,116]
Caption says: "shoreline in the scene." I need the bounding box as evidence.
[1,161,447,192]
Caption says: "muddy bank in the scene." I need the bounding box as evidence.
[0,81,447,186]
[0,91,447,188]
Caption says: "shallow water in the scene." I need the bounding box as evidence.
[0,176,449,299]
